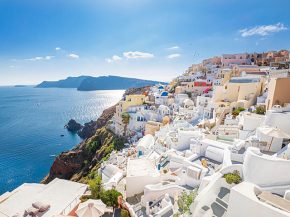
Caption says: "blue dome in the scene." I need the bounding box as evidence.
[158,86,164,89]
[161,91,168,96]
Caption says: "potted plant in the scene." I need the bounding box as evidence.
[222,170,242,187]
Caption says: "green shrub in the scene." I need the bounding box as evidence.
[223,170,242,184]
[100,189,122,207]
[232,107,245,116]
[86,140,100,153]
[80,195,90,203]
[177,190,197,214]
[88,170,96,179]
[254,106,266,115]
[113,137,126,150]
[89,176,103,199]
[89,176,122,208]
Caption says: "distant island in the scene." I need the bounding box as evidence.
[14,85,29,87]
[36,75,167,91]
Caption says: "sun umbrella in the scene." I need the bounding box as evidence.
[258,126,290,150]
[76,199,106,217]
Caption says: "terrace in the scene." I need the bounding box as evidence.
[0,179,88,217]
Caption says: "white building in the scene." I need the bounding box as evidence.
[192,147,290,217]
[126,158,160,198]
[0,179,87,217]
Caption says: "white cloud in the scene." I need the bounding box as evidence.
[26,56,54,61]
[68,53,79,59]
[28,56,43,61]
[167,46,180,50]
[112,55,122,61]
[55,47,61,51]
[167,53,181,59]
[105,58,112,63]
[239,23,287,37]
[45,56,54,60]
[105,55,122,63]
[123,51,154,59]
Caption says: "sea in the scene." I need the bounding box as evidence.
[0,86,124,194]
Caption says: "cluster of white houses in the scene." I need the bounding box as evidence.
[1,50,290,217]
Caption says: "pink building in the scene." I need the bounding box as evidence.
[222,53,251,66]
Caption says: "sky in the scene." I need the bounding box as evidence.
[1,0,290,85]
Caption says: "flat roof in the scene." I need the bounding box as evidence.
[237,65,259,68]
[200,138,233,149]
[127,158,159,177]
[0,178,87,217]
[229,77,260,83]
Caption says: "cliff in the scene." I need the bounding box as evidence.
[77,75,166,91]
[77,104,117,139]
[42,86,149,184]
[36,76,91,88]
[42,127,125,183]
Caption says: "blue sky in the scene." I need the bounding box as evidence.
[1,0,290,85]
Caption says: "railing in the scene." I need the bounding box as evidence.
[60,194,82,215]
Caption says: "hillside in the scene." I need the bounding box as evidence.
[42,86,149,184]
[36,76,92,88]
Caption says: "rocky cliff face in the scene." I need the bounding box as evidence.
[42,127,125,183]
[65,119,83,132]
[77,104,117,139]
[42,86,149,184]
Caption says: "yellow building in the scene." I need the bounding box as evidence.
[266,77,290,110]
[215,68,232,85]
[232,64,260,76]
[114,94,145,136]
[213,77,264,110]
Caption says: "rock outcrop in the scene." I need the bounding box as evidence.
[65,119,83,133]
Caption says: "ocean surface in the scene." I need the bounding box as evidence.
[0,87,124,194]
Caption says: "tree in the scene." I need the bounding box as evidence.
[121,112,130,136]
[100,189,122,207]
[178,190,197,214]
[89,176,103,199]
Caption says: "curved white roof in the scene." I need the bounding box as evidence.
[137,134,155,151]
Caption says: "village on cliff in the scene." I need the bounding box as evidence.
[1,50,290,217]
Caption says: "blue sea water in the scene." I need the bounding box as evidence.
[0,87,123,194]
